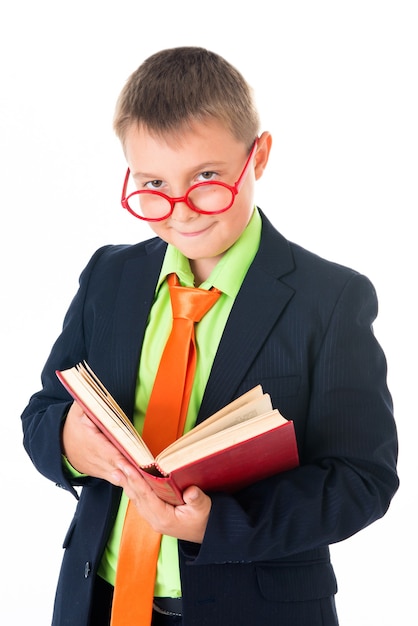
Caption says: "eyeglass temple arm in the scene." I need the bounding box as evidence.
[234,138,259,192]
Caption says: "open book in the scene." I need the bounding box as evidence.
[56,362,299,505]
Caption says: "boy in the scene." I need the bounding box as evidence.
[21,47,399,626]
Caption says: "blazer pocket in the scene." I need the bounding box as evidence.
[256,562,337,602]
[262,375,301,399]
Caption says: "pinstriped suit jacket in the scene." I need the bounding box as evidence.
[21,210,398,626]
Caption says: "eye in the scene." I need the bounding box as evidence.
[197,170,218,183]
[144,179,164,191]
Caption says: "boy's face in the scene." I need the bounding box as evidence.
[123,119,269,282]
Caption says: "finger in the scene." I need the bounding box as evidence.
[182,486,201,505]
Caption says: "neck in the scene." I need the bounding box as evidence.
[189,256,221,286]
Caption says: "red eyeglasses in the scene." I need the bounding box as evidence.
[121,139,258,221]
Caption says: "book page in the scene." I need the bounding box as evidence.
[160,389,271,457]
[57,365,154,467]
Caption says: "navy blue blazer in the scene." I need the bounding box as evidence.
[21,211,398,626]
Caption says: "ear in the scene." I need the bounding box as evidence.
[254,131,272,180]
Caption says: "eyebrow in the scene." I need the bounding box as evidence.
[131,160,229,181]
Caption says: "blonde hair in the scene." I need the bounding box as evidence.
[114,46,260,149]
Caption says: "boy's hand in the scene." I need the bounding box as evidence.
[112,461,212,544]
[62,401,129,480]
[63,401,211,543]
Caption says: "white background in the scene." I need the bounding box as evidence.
[1,1,416,624]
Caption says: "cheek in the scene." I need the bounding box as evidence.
[227,199,254,233]
[147,222,166,239]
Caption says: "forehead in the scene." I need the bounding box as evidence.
[123,119,245,168]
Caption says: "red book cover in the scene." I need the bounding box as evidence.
[139,421,299,505]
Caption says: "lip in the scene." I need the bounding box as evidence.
[175,223,214,238]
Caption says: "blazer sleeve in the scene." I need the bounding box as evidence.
[21,236,162,496]
[186,272,399,565]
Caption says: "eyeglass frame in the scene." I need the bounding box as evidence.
[121,138,259,222]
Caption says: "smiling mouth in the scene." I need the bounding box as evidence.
[179,230,205,237]
[176,223,213,237]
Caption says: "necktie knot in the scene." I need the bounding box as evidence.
[168,273,221,323]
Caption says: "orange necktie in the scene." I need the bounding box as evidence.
[110,273,221,626]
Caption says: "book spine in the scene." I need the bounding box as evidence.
[139,470,184,506]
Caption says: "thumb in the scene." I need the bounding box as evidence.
[182,485,202,505]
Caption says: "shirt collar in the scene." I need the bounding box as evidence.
[157,207,262,298]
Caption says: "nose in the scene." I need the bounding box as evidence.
[170,199,197,221]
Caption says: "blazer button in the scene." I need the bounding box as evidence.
[84,562,92,578]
